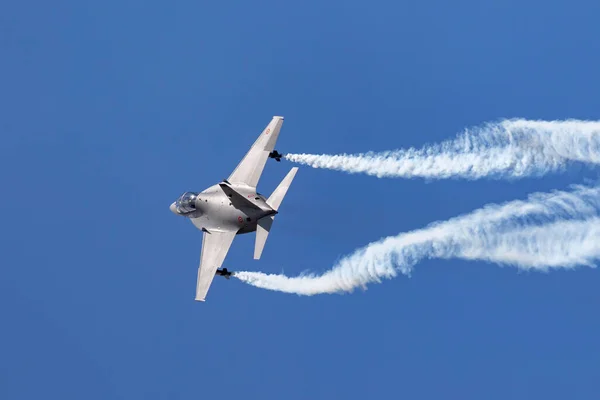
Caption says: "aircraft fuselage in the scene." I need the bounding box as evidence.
[170,183,276,234]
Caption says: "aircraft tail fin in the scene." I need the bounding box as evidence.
[254,216,274,260]
[254,167,298,260]
[266,167,298,211]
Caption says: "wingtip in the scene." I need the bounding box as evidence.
[288,166,299,178]
[195,297,206,302]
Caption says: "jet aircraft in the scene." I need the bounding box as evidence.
[170,116,297,301]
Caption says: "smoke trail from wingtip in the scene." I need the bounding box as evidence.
[284,119,600,180]
[233,185,600,295]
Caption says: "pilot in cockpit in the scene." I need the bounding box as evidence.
[174,192,199,213]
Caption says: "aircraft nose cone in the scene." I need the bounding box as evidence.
[170,202,177,214]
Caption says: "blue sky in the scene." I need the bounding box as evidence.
[1,1,600,399]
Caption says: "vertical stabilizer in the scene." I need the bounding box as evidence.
[254,167,299,259]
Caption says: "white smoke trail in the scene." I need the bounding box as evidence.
[285,119,600,179]
[234,185,600,295]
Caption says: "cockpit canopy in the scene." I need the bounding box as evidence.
[175,192,199,213]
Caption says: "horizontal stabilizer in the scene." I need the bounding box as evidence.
[267,167,298,211]
[254,216,274,260]
[254,167,298,259]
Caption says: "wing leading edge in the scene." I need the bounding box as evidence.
[196,230,237,301]
[227,116,284,188]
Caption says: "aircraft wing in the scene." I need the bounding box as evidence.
[195,229,237,301]
[227,116,284,188]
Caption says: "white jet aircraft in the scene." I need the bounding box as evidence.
[170,116,298,301]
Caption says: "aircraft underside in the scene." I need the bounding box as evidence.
[169,116,298,301]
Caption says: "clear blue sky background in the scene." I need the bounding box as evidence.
[2,1,599,399]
